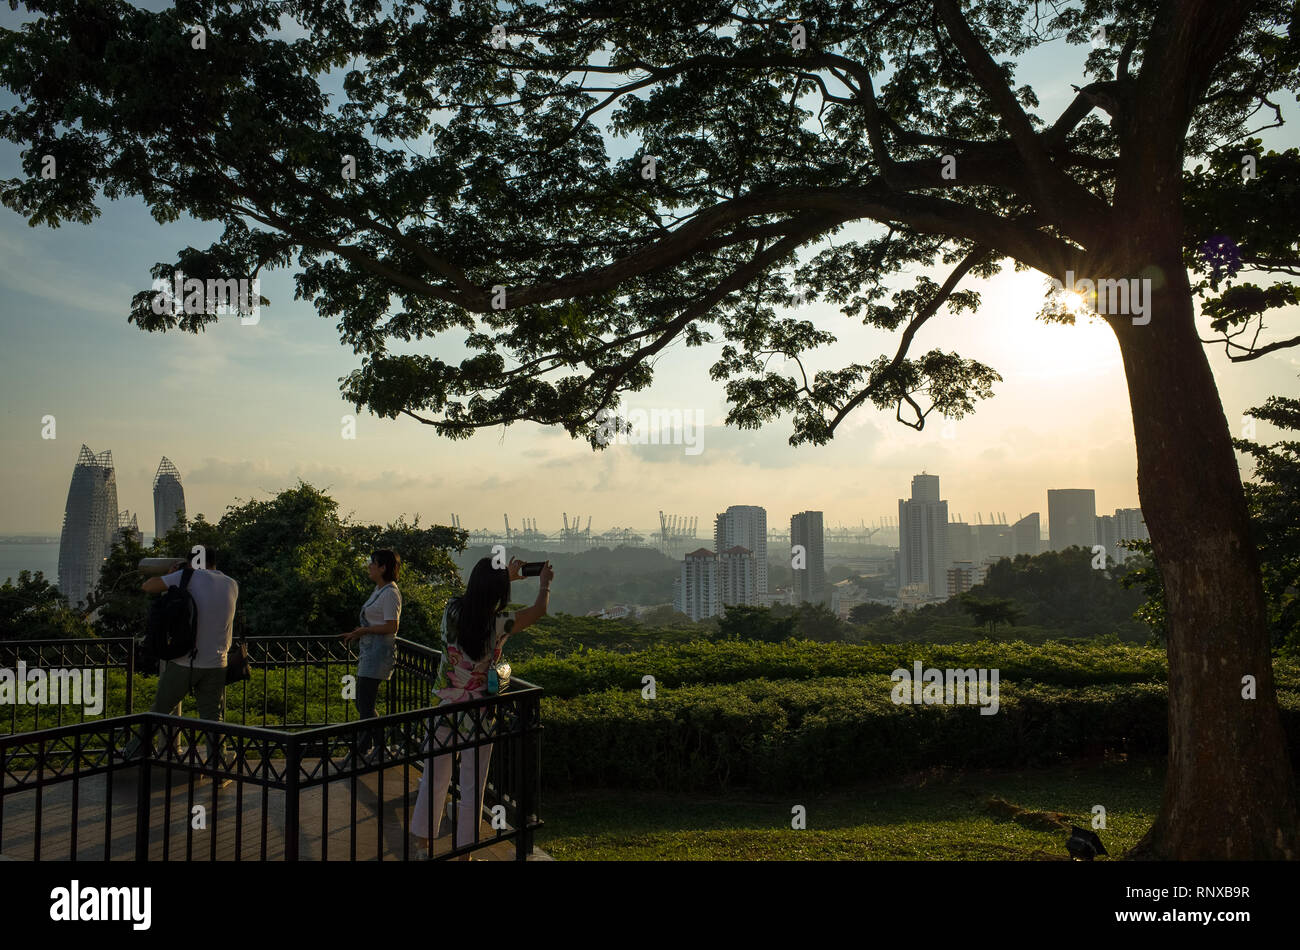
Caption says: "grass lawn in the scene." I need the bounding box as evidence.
[535,755,1162,860]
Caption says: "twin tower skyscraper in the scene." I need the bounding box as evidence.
[57,450,186,607]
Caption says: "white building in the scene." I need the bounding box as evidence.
[153,456,186,540]
[714,506,768,596]
[718,545,759,609]
[675,547,721,621]
[57,445,118,607]
[830,580,868,619]
[897,583,934,611]
[1096,507,1148,565]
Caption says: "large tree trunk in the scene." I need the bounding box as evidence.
[1112,240,1298,859]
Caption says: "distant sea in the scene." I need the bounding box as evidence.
[0,541,62,586]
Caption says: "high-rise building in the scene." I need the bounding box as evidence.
[947,522,975,563]
[718,545,759,609]
[1047,489,1097,552]
[1095,514,1117,565]
[790,511,826,605]
[153,457,186,540]
[1115,507,1149,548]
[57,445,118,607]
[714,506,768,595]
[118,510,143,547]
[1096,507,1148,565]
[910,472,940,504]
[1012,513,1041,558]
[899,474,949,599]
[676,548,720,621]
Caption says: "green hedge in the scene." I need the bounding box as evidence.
[516,639,1192,698]
[540,677,1300,792]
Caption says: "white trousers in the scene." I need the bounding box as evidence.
[410,721,494,848]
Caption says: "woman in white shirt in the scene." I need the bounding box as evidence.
[342,549,401,759]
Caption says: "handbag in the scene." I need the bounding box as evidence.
[225,637,250,684]
[488,661,511,694]
[225,612,251,684]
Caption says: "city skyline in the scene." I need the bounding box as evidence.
[39,438,1152,577]
[21,435,1150,543]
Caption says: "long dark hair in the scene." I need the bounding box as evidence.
[452,557,510,662]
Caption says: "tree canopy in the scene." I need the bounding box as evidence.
[0,570,95,641]
[83,483,468,647]
[0,0,1293,443]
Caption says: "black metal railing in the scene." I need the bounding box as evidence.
[0,636,542,861]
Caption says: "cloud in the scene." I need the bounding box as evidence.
[0,231,136,318]
[186,457,443,496]
[598,414,885,469]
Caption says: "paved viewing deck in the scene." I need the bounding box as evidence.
[2,759,550,861]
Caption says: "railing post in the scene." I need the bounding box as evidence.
[126,638,135,716]
[135,729,151,861]
[516,695,535,862]
[285,736,300,861]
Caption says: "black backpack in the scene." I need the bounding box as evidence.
[144,567,199,662]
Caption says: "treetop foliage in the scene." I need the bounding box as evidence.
[2,0,1294,449]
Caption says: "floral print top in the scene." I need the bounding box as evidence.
[431,599,514,708]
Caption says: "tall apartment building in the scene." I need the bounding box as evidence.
[1011,512,1041,558]
[1115,507,1149,546]
[675,547,721,621]
[1047,489,1097,552]
[790,510,826,606]
[1096,507,1148,565]
[718,545,759,609]
[899,473,949,599]
[153,456,186,540]
[714,506,768,595]
[57,445,119,607]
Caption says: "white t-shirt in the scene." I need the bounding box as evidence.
[161,569,239,668]
[357,583,401,680]
[360,583,401,627]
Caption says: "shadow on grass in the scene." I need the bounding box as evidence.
[536,755,1164,860]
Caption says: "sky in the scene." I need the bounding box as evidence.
[1,5,1297,541]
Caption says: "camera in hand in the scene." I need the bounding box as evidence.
[521,561,547,577]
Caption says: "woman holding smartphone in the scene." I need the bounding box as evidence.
[411,555,553,858]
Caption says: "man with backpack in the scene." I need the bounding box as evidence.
[122,550,239,770]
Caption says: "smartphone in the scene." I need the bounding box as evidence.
[521,561,547,577]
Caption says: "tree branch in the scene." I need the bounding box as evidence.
[826,244,990,434]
